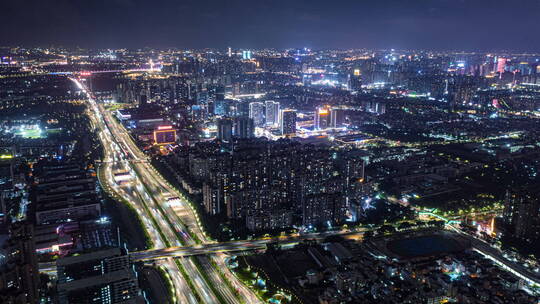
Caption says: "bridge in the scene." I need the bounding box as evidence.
[38,230,360,273]
[129,230,365,260]
[136,230,540,286]
[96,159,149,164]
[38,228,540,287]
[50,67,160,76]
[0,67,161,79]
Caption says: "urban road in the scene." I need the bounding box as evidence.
[41,73,539,303]
[71,76,258,304]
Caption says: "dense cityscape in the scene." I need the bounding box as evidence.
[2,1,540,304]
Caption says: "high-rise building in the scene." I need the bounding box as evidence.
[303,193,345,228]
[497,57,507,74]
[34,162,101,225]
[56,248,142,304]
[197,139,357,230]
[234,117,255,139]
[280,109,297,136]
[265,100,280,127]
[519,62,531,75]
[242,50,252,60]
[503,189,540,242]
[348,69,362,91]
[375,102,386,115]
[214,86,226,101]
[330,107,346,128]
[249,101,265,127]
[217,118,233,142]
[235,101,250,117]
[138,93,148,108]
[314,106,331,130]
[214,99,232,116]
[0,223,40,304]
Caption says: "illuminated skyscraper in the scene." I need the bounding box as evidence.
[280,109,297,136]
[234,117,255,138]
[242,50,252,60]
[518,62,531,75]
[249,101,265,127]
[375,102,386,115]
[497,57,507,73]
[330,107,345,128]
[348,68,362,91]
[138,93,148,109]
[217,118,233,142]
[265,100,280,127]
[314,106,330,130]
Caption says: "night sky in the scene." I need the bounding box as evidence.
[2,0,540,51]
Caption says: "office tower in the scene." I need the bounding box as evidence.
[497,57,507,74]
[234,117,255,139]
[330,107,345,128]
[491,56,497,73]
[265,100,280,127]
[242,50,252,60]
[280,109,297,136]
[348,69,362,91]
[375,102,386,115]
[214,85,225,101]
[314,106,330,130]
[228,47,232,57]
[56,248,142,304]
[138,93,147,109]
[214,99,233,116]
[217,118,233,142]
[235,101,250,117]
[249,101,265,127]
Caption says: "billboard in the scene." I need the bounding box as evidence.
[153,126,176,145]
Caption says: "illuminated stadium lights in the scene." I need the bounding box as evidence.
[8,124,45,139]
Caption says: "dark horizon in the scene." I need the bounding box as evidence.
[3,0,540,52]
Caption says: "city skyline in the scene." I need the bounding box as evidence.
[2,2,540,303]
